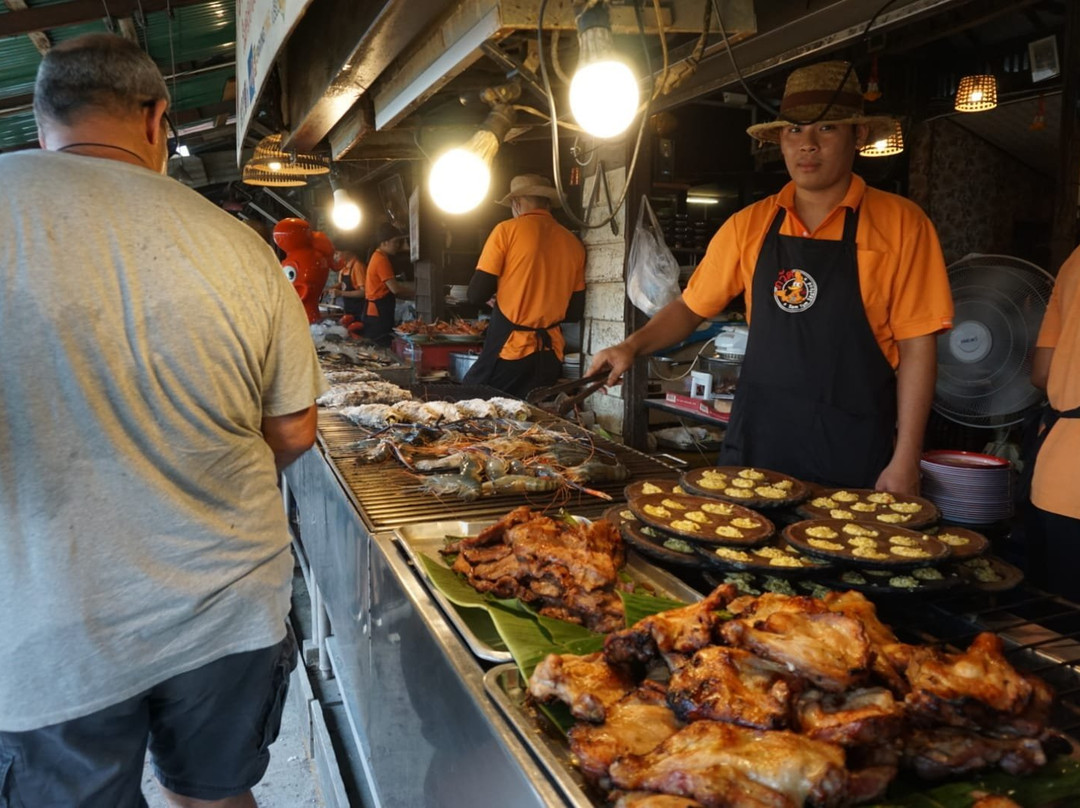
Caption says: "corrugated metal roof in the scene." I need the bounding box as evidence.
[0,0,235,152]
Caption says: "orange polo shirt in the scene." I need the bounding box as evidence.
[1032,246,1080,519]
[682,175,953,368]
[364,249,394,317]
[476,209,586,360]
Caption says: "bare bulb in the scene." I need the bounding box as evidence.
[570,59,638,139]
[429,132,497,214]
[267,160,282,172]
[331,188,361,230]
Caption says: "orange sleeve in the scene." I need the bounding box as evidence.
[477,223,509,277]
[364,251,394,299]
[573,240,586,292]
[1036,247,1080,349]
[885,211,954,341]
[682,216,747,319]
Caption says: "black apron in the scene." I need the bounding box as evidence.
[463,302,560,393]
[1018,403,1080,503]
[718,206,897,488]
[362,293,396,347]
[341,266,365,317]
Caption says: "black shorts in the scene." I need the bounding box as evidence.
[0,626,296,808]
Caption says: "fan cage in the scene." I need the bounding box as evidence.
[933,254,1054,429]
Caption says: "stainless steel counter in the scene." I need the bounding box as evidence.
[285,447,567,808]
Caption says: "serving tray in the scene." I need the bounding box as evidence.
[395,518,702,663]
[797,488,941,530]
[680,466,808,509]
[783,519,951,569]
[484,664,600,808]
[629,493,774,545]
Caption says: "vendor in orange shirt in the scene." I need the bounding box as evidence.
[363,222,412,346]
[1028,246,1080,600]
[331,250,366,335]
[589,62,954,493]
[464,174,586,397]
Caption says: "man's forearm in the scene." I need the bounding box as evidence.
[623,298,706,357]
[893,335,937,464]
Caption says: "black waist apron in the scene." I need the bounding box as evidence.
[719,206,897,488]
[341,272,365,317]
[362,293,396,346]
[463,302,555,385]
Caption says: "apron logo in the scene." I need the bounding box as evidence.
[773,268,817,312]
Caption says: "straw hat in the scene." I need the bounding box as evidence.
[746,61,897,144]
[496,173,562,208]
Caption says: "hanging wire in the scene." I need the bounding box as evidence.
[536,0,650,230]
[166,0,178,107]
[711,0,901,124]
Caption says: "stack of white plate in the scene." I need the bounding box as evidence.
[562,352,581,380]
[920,450,1013,524]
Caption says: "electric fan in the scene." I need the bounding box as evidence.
[934,254,1055,429]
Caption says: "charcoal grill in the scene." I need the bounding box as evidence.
[315,389,678,532]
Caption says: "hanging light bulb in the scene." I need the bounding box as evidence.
[429,104,513,214]
[328,173,361,230]
[267,160,283,172]
[955,74,998,112]
[859,119,904,157]
[569,1,639,139]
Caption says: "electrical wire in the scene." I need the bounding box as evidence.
[648,336,716,382]
[711,0,901,124]
[649,0,669,101]
[536,0,649,230]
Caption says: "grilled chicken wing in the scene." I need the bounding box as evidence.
[667,646,795,729]
[529,652,634,722]
[721,609,872,693]
[901,727,1047,779]
[795,687,905,747]
[608,721,849,808]
[821,591,908,692]
[903,632,1053,736]
[604,585,737,670]
[568,681,682,789]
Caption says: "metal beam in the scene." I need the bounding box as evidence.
[0,0,208,37]
[282,0,456,153]
[652,0,979,113]
[2,0,50,54]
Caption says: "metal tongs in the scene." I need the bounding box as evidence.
[527,370,609,417]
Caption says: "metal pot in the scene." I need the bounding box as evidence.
[449,351,481,382]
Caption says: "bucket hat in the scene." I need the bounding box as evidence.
[746,61,897,144]
[496,173,562,208]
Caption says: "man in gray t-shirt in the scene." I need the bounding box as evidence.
[0,34,327,807]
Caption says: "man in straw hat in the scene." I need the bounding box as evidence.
[590,61,953,493]
[464,173,586,396]
[0,33,326,806]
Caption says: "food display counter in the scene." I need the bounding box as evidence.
[286,394,1080,808]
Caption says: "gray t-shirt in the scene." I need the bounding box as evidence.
[0,151,328,731]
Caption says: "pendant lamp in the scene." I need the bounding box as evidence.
[954,74,997,112]
[859,119,904,157]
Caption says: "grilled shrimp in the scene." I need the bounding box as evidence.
[417,473,482,501]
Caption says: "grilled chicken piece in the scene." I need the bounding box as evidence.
[795,687,905,747]
[608,721,849,808]
[568,681,682,789]
[721,608,872,693]
[667,646,795,729]
[446,508,627,632]
[528,652,634,722]
[904,632,1053,736]
[611,793,706,808]
[604,585,737,669]
[727,592,830,621]
[900,727,1047,779]
[821,591,908,692]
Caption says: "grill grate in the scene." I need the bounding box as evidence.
[316,400,677,532]
[882,586,1080,739]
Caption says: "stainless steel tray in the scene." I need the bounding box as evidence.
[484,663,598,808]
[394,519,703,663]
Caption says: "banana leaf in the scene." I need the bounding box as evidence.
[870,757,1080,807]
